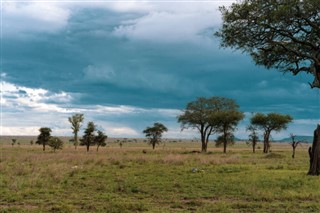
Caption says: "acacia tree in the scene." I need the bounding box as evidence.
[214,110,244,153]
[68,113,84,150]
[95,130,108,152]
[246,125,259,153]
[36,127,52,151]
[215,0,320,174]
[250,113,292,153]
[80,122,96,152]
[143,123,168,149]
[178,97,242,153]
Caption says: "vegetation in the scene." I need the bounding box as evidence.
[95,130,108,152]
[48,137,64,152]
[36,127,52,151]
[1,141,320,212]
[247,125,259,153]
[178,97,243,153]
[143,123,168,149]
[215,0,320,88]
[250,113,293,153]
[214,110,244,153]
[289,134,303,159]
[308,125,320,175]
[68,113,84,150]
[80,122,96,152]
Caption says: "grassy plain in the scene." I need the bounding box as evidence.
[1,137,320,212]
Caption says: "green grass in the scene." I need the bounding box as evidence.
[1,140,319,212]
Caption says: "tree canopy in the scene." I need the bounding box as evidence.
[143,123,168,149]
[80,122,96,152]
[36,127,52,151]
[178,97,243,153]
[250,112,293,153]
[68,113,84,149]
[216,0,320,88]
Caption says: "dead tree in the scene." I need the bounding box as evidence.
[289,134,302,159]
[308,125,320,175]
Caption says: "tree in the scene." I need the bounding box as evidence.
[36,127,52,151]
[143,123,168,149]
[289,134,304,159]
[309,125,320,175]
[68,113,84,150]
[250,113,292,153]
[48,137,63,152]
[178,97,241,153]
[215,0,320,88]
[80,122,96,152]
[95,130,108,152]
[246,125,259,153]
[216,0,320,174]
[214,110,244,153]
[11,139,16,147]
[215,133,235,149]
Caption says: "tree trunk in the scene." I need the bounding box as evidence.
[253,143,256,153]
[263,131,270,153]
[152,143,155,150]
[97,145,100,152]
[43,144,45,151]
[86,145,89,152]
[74,133,78,150]
[201,132,207,153]
[308,125,320,175]
[292,147,296,158]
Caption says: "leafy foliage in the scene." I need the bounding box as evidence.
[178,97,243,153]
[216,0,320,88]
[68,114,84,149]
[95,130,108,151]
[48,137,64,152]
[80,122,96,152]
[143,123,168,149]
[36,127,52,151]
[250,113,292,153]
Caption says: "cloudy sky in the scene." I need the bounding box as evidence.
[1,0,319,139]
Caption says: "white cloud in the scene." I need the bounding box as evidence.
[3,2,70,36]
[1,81,73,112]
[113,10,218,44]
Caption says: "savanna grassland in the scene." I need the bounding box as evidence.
[1,137,320,212]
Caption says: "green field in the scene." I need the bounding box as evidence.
[1,138,319,212]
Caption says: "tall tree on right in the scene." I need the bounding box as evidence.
[250,113,292,153]
[216,0,320,174]
[68,113,84,150]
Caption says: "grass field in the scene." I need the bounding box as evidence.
[1,137,320,212]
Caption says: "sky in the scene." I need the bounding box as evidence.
[1,0,320,140]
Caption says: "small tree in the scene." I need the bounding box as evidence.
[80,122,96,152]
[95,130,108,152]
[289,134,304,159]
[48,137,63,152]
[30,140,34,145]
[11,139,16,147]
[68,113,84,150]
[247,125,259,153]
[215,133,235,149]
[250,113,292,153]
[213,110,244,153]
[143,123,168,149]
[36,127,52,151]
